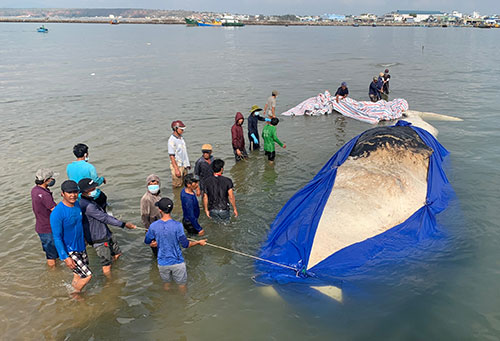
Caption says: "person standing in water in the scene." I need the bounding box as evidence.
[231,112,248,161]
[382,68,391,100]
[247,105,271,151]
[203,159,238,221]
[263,90,279,118]
[194,144,214,194]
[51,180,92,293]
[168,120,190,188]
[140,174,162,256]
[66,143,108,210]
[181,174,205,236]
[144,198,206,293]
[31,168,58,267]
[262,117,286,164]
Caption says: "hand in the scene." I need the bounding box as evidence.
[125,222,136,229]
[64,257,76,269]
[236,149,242,157]
[103,178,107,184]
[198,229,205,236]
[150,240,158,248]
[283,144,287,149]
[233,209,238,217]
[198,239,207,246]
[205,210,211,218]
[252,137,258,144]
[175,168,181,178]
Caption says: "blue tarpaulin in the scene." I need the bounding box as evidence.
[256,121,453,284]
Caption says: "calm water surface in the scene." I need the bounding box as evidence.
[1,23,499,340]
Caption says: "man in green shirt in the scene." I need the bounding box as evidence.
[262,118,286,163]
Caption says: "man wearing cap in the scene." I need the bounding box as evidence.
[247,105,271,151]
[67,143,108,210]
[51,180,92,293]
[144,198,207,293]
[31,168,58,267]
[369,76,382,102]
[194,144,214,193]
[78,178,136,276]
[335,82,349,103]
[203,159,238,221]
[141,174,162,256]
[263,90,279,118]
[231,112,248,161]
[168,120,190,188]
[181,174,204,236]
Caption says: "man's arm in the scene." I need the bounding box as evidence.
[144,228,156,245]
[228,188,238,217]
[203,193,210,218]
[88,163,105,185]
[179,234,207,248]
[183,198,204,232]
[86,203,136,229]
[50,210,75,269]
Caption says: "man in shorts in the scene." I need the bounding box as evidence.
[78,178,136,276]
[51,180,92,293]
[31,168,58,267]
[144,198,206,293]
[168,120,190,188]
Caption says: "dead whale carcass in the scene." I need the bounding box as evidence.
[256,120,454,286]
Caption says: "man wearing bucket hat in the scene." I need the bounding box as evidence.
[263,90,279,118]
[334,82,349,103]
[31,168,59,267]
[247,105,271,151]
[168,120,190,188]
[194,143,214,193]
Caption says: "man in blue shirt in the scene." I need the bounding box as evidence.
[369,76,382,102]
[181,174,205,236]
[51,180,92,293]
[66,143,108,210]
[144,198,206,293]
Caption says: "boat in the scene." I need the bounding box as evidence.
[223,22,245,27]
[110,19,119,25]
[37,25,48,33]
[352,23,359,27]
[184,18,198,25]
[197,20,222,27]
[221,16,245,27]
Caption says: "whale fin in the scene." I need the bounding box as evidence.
[405,110,463,122]
[311,285,343,303]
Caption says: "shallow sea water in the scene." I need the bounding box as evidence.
[1,23,500,339]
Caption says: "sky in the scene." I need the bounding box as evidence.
[1,0,499,16]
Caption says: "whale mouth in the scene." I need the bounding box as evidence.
[350,126,432,158]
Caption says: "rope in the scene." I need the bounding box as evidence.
[133,226,297,272]
[187,238,297,272]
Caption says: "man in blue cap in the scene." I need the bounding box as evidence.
[335,82,349,103]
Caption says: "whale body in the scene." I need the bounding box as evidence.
[256,120,454,285]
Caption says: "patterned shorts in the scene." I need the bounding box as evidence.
[69,251,92,278]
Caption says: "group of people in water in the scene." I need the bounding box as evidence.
[31,91,287,294]
[332,68,392,104]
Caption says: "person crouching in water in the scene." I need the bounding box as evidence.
[140,174,162,257]
[78,178,136,277]
[144,198,207,293]
[181,174,205,236]
[231,112,248,161]
[262,117,286,164]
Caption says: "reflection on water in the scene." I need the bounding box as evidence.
[0,23,499,339]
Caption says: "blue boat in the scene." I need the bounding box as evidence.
[37,26,48,33]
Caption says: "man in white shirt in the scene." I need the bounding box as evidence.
[168,120,190,188]
[263,90,278,118]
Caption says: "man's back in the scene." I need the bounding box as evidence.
[204,175,233,211]
[148,219,186,266]
[67,160,103,185]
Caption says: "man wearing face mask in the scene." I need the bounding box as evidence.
[140,174,162,256]
[78,178,136,276]
[67,143,108,210]
[31,168,58,267]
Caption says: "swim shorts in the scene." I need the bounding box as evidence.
[38,233,58,260]
[159,262,187,285]
[93,236,121,266]
[69,251,92,278]
[265,151,276,161]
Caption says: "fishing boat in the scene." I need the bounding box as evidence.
[110,19,119,25]
[37,25,48,33]
[185,18,198,25]
[352,23,360,27]
[221,16,245,27]
[197,20,222,27]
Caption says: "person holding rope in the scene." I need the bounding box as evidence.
[145,198,206,293]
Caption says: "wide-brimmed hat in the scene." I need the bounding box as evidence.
[201,143,213,152]
[250,105,262,113]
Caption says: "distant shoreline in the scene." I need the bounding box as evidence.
[0,17,482,27]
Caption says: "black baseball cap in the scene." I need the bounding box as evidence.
[61,180,79,193]
[155,197,174,213]
[78,178,99,193]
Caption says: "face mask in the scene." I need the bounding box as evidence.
[47,179,56,187]
[148,184,160,194]
[84,156,89,162]
[89,189,98,198]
